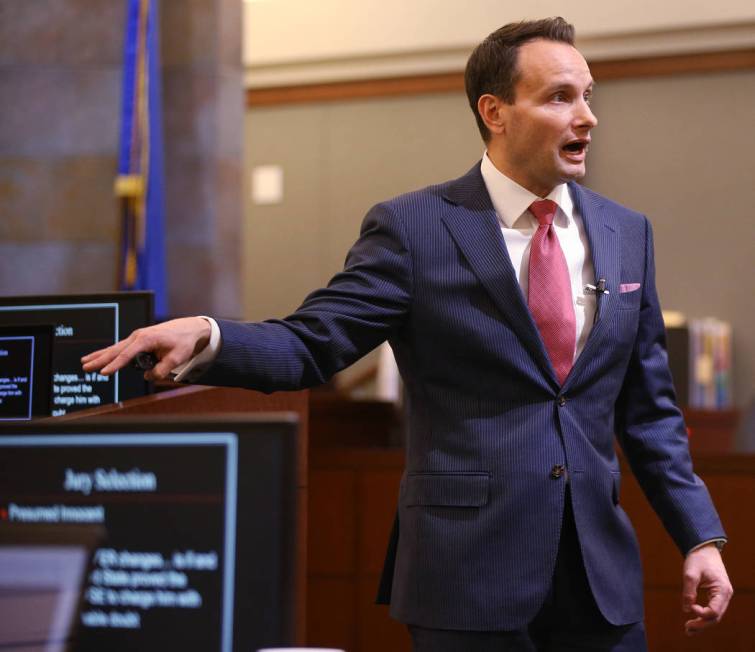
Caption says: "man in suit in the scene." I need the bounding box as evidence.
[83,17,732,651]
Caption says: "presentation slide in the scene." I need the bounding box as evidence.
[0,434,238,652]
[0,336,35,419]
[0,325,53,420]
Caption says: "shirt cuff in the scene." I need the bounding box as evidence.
[687,538,727,555]
[171,316,221,383]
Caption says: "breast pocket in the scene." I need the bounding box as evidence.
[617,284,641,311]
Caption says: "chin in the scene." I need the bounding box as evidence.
[559,165,586,182]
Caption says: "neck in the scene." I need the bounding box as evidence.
[485,147,554,198]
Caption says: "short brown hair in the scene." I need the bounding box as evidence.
[465,17,576,141]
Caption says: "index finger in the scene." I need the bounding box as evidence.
[81,344,119,364]
[98,339,150,376]
[81,333,137,375]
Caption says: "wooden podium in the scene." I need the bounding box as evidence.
[53,384,310,646]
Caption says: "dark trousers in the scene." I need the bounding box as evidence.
[408,493,648,652]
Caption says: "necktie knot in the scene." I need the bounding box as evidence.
[529,199,558,227]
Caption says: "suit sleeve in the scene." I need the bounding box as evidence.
[197,202,413,392]
[614,217,726,555]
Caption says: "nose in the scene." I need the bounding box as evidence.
[577,99,598,129]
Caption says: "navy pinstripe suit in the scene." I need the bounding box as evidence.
[199,163,725,631]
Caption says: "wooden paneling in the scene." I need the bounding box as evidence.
[308,577,357,650]
[685,409,741,453]
[357,576,411,652]
[358,471,402,574]
[247,72,463,107]
[310,394,401,447]
[247,49,755,107]
[593,49,755,81]
[308,447,408,650]
[308,469,358,574]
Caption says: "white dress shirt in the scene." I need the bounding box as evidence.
[171,316,221,382]
[480,152,596,361]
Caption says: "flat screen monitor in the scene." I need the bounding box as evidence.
[0,324,54,420]
[0,292,153,416]
[0,415,300,652]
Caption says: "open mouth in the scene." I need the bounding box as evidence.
[561,139,590,157]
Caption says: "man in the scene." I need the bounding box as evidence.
[83,17,732,651]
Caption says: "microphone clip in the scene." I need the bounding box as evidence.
[584,278,610,295]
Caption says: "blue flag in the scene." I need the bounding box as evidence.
[116,0,168,319]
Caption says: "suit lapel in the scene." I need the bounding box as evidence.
[564,182,621,389]
[440,165,557,384]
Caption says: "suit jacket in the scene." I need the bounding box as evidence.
[199,163,725,631]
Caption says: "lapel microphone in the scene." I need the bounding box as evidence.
[584,279,609,324]
[584,278,609,295]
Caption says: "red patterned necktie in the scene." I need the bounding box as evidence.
[527,199,576,385]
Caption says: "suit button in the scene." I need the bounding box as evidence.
[551,464,565,479]
[558,395,567,407]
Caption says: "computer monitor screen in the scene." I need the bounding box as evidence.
[0,293,153,416]
[0,415,299,652]
[0,324,54,420]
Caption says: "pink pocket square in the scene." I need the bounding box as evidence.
[619,283,641,293]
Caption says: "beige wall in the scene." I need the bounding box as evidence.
[244,69,755,406]
[243,0,755,86]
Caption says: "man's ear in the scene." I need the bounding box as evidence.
[477,94,507,137]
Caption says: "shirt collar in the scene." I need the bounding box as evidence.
[480,152,574,229]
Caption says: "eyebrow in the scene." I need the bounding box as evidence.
[544,79,595,93]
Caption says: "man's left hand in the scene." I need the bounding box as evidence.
[682,543,733,635]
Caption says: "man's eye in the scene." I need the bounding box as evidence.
[552,93,567,102]
[584,93,592,105]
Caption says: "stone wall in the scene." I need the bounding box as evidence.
[0,0,243,318]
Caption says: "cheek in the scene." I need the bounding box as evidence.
[525,118,561,151]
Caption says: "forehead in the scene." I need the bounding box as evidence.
[516,39,593,90]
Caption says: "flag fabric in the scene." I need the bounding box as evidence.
[116,0,168,318]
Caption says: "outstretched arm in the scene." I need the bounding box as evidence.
[83,201,412,390]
